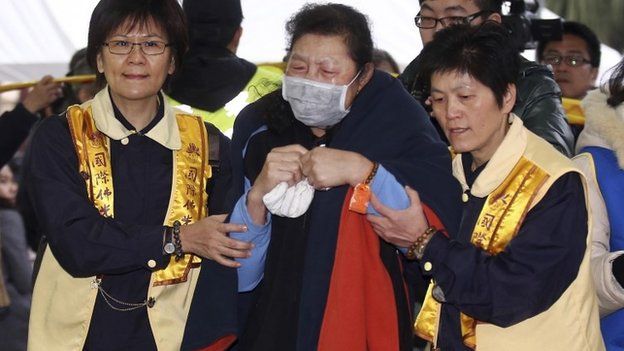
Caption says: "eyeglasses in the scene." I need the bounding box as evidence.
[543,54,592,67]
[103,40,171,55]
[414,10,491,29]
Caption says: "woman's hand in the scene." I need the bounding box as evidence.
[179,214,251,268]
[367,186,429,248]
[300,147,373,189]
[247,144,308,224]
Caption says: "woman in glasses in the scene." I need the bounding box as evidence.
[25,0,264,350]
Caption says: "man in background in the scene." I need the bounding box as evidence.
[168,0,282,137]
[537,21,601,139]
[401,0,575,156]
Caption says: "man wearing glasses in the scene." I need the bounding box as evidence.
[536,21,601,140]
[537,21,600,101]
[400,0,575,157]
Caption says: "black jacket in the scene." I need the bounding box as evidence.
[0,103,38,167]
[400,55,575,157]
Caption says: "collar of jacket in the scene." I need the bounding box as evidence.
[577,88,624,169]
[84,87,182,150]
[452,114,527,198]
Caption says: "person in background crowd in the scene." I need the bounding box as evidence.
[0,74,60,343]
[0,163,32,351]
[52,48,98,115]
[373,48,401,75]
[0,76,61,167]
[537,21,602,140]
[167,0,282,137]
[537,21,601,101]
[401,0,575,157]
[24,0,266,349]
[371,23,604,350]
[19,50,99,252]
[575,57,624,350]
[192,4,461,350]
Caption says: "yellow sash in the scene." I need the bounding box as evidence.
[414,156,549,349]
[66,106,210,286]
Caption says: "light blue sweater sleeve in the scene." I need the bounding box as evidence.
[229,185,271,292]
[367,165,410,214]
[367,165,411,253]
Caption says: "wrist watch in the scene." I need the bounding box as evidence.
[163,227,175,255]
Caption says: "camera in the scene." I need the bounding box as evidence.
[501,0,562,52]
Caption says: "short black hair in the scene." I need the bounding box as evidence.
[418,0,503,14]
[87,0,188,86]
[536,21,601,68]
[285,3,373,70]
[418,22,519,107]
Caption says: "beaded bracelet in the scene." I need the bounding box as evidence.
[364,162,379,185]
[172,220,183,261]
[406,226,437,260]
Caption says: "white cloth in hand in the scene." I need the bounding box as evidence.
[262,179,315,218]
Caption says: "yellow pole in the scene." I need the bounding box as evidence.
[0,74,96,94]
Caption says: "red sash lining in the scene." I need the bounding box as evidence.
[195,334,236,351]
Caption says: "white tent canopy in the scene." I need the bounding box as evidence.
[0,0,423,83]
[0,0,620,84]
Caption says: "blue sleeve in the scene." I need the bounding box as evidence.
[229,185,271,292]
[367,165,410,215]
[367,165,411,253]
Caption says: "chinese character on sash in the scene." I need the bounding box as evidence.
[183,200,196,210]
[480,213,495,230]
[186,143,201,157]
[93,152,107,168]
[95,171,110,185]
[186,167,198,182]
[181,215,192,225]
[186,184,197,196]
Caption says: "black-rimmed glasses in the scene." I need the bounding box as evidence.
[543,54,592,67]
[103,40,171,55]
[414,10,491,29]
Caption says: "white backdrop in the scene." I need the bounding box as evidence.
[0,0,422,82]
[0,0,620,84]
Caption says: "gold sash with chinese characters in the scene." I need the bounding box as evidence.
[414,156,549,349]
[66,106,210,286]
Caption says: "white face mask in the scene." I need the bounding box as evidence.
[282,71,361,128]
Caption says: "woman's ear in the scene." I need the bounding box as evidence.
[356,62,375,93]
[96,52,104,74]
[502,83,517,113]
[168,56,175,75]
[487,12,502,24]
